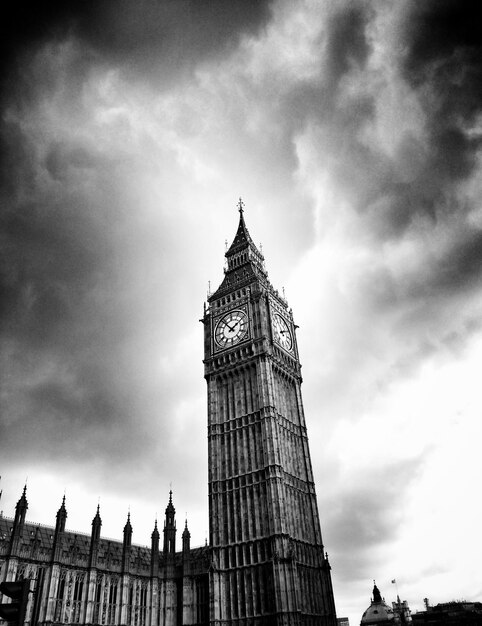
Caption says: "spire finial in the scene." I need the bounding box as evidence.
[237,197,244,214]
[18,484,28,504]
[372,581,382,603]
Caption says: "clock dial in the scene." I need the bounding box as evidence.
[215,310,248,348]
[273,313,293,351]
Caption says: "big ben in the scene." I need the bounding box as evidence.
[203,201,337,626]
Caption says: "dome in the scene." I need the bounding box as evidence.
[361,584,395,626]
[361,603,395,624]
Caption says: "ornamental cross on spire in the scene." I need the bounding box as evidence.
[237,197,244,214]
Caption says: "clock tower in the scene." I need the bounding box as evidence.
[203,201,337,626]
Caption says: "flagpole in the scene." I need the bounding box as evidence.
[392,578,399,600]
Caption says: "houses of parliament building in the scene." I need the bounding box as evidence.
[0,203,338,626]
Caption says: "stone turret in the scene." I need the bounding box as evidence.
[121,512,132,572]
[163,491,176,559]
[89,504,102,568]
[52,495,67,562]
[182,519,191,562]
[151,519,160,577]
[9,485,28,555]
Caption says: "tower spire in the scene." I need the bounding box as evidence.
[209,198,267,301]
[15,485,28,523]
[225,198,259,258]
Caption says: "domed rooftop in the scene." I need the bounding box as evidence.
[361,584,395,625]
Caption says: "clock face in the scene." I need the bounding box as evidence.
[273,313,293,351]
[214,309,248,349]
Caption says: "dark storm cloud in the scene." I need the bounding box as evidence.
[397,0,482,197]
[402,0,480,101]
[0,0,275,217]
[303,0,481,214]
[1,364,155,463]
[283,0,482,314]
[0,140,111,349]
[0,0,273,98]
[0,115,173,471]
[401,229,482,303]
[380,0,482,232]
[438,231,482,291]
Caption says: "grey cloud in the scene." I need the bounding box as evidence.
[290,0,482,332]
[324,3,372,90]
[415,230,482,297]
[0,197,109,345]
[0,122,189,473]
[378,0,482,231]
[283,1,482,238]
[361,225,482,316]
[0,349,162,479]
[323,457,424,582]
[45,142,101,181]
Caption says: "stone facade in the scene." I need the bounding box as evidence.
[203,202,337,626]
[0,490,209,626]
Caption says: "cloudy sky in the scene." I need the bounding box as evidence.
[1,0,481,622]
